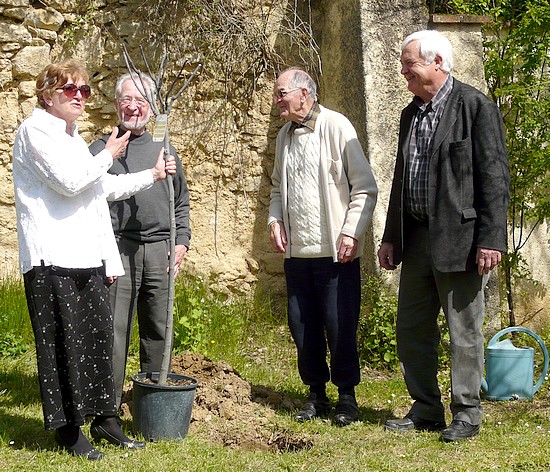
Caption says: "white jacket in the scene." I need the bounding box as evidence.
[269,105,378,261]
[13,108,155,276]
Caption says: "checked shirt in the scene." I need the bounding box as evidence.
[405,75,453,222]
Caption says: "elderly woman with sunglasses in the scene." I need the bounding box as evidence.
[12,59,176,460]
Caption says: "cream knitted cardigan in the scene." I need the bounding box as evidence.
[268,105,378,262]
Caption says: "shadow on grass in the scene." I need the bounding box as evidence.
[360,405,395,425]
[0,360,53,451]
[0,409,52,451]
[0,366,41,407]
[250,383,394,425]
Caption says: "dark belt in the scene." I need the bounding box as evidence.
[39,260,105,277]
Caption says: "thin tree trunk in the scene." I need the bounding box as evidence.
[505,263,515,327]
[159,129,175,385]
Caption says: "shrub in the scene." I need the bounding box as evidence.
[357,275,452,371]
[358,275,399,370]
[172,275,245,356]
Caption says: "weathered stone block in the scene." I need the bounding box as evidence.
[27,26,58,42]
[18,80,35,97]
[0,169,15,204]
[0,91,19,132]
[0,0,30,7]
[3,7,27,20]
[19,96,36,119]
[0,58,12,88]
[0,0,29,7]
[24,7,65,32]
[0,22,32,43]
[12,44,50,78]
[41,0,105,13]
[1,42,21,52]
[29,37,47,46]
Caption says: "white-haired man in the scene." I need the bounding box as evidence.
[89,74,191,424]
[269,67,378,426]
[378,30,509,441]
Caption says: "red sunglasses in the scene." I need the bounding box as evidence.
[57,84,92,100]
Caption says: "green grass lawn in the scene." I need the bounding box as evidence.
[1,337,550,471]
[1,276,550,471]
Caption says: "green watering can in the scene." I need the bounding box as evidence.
[481,327,549,401]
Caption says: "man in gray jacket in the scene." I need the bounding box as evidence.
[378,30,509,441]
[269,68,377,426]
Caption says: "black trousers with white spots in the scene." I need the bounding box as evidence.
[24,264,118,430]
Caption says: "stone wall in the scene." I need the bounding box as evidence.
[0,0,281,298]
[0,0,548,321]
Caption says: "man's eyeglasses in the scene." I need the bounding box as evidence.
[117,96,149,107]
[274,87,301,99]
[57,84,92,100]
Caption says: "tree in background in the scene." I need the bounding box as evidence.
[430,0,550,326]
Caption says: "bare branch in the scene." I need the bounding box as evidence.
[169,63,202,107]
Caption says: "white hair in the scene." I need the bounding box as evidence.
[280,67,318,101]
[402,30,454,73]
[115,72,156,99]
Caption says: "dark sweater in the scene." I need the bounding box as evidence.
[89,130,191,248]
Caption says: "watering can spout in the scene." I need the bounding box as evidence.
[482,327,549,401]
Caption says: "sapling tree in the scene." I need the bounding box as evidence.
[122,45,201,384]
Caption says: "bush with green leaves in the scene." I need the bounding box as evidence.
[172,275,246,356]
[0,331,28,358]
[358,275,399,370]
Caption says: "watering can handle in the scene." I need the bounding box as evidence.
[489,327,549,394]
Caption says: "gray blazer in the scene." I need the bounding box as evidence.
[382,78,510,272]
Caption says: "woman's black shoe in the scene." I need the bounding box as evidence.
[54,427,104,460]
[90,416,145,449]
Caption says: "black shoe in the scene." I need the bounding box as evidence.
[54,428,104,460]
[441,420,480,442]
[90,416,146,449]
[293,394,331,422]
[333,394,359,427]
[385,413,446,432]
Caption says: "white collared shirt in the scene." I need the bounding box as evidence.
[13,108,154,275]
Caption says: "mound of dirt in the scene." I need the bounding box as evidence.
[121,351,313,451]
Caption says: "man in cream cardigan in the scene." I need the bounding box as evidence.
[268,68,378,426]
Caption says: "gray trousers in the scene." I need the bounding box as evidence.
[397,222,485,425]
[110,237,170,407]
